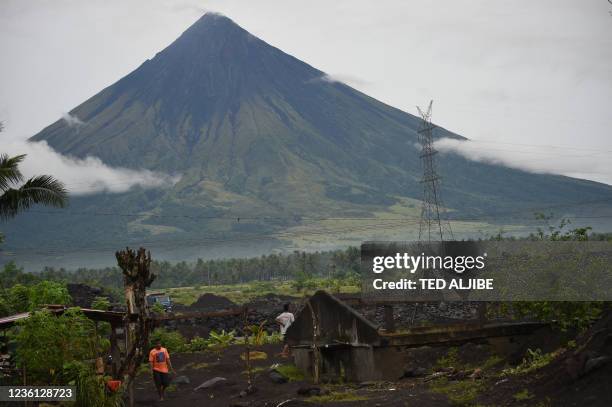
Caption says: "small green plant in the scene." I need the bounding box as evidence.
[307,391,367,403]
[187,336,209,352]
[502,348,559,376]
[246,321,267,345]
[150,302,166,314]
[63,361,124,407]
[207,329,236,353]
[275,363,305,382]
[429,377,484,407]
[241,351,267,361]
[436,347,460,369]
[241,366,265,375]
[513,389,533,401]
[265,331,283,344]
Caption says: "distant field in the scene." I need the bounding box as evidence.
[159,280,360,306]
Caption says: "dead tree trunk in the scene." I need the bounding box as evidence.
[115,247,155,407]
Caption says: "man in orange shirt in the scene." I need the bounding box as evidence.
[149,339,174,401]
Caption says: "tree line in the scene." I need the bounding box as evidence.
[3,247,361,291]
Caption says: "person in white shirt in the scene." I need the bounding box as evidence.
[275,303,295,357]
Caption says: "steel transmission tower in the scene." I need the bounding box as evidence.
[417,100,453,242]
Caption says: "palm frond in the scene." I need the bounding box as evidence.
[0,154,26,191]
[0,175,68,220]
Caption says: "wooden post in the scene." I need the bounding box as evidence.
[110,322,121,378]
[306,300,320,384]
[243,310,252,389]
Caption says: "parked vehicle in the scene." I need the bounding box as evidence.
[146,292,173,312]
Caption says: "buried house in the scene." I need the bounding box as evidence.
[284,291,551,382]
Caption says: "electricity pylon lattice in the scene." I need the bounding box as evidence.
[417,100,453,242]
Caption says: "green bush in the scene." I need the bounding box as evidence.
[187,336,209,352]
[149,328,187,353]
[91,296,111,311]
[16,308,96,384]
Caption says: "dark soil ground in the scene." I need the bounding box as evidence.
[133,344,450,407]
[141,293,612,407]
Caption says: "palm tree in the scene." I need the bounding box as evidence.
[0,153,68,220]
[0,122,68,220]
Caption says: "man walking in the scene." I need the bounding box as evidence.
[276,303,295,357]
[149,339,174,401]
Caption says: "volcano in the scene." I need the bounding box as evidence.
[6,13,612,261]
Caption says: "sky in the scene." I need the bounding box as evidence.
[0,0,611,190]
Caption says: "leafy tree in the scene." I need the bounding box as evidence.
[1,281,71,315]
[27,280,71,309]
[16,308,97,384]
[8,284,30,313]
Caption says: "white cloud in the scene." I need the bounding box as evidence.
[61,112,84,127]
[309,73,369,88]
[3,139,180,195]
[436,138,612,186]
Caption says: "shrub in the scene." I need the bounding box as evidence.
[187,336,209,352]
[63,361,124,407]
[91,296,111,311]
[149,328,187,353]
[16,308,97,384]
[207,329,235,349]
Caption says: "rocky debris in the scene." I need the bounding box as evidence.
[194,376,235,391]
[189,293,236,311]
[167,293,300,338]
[563,313,612,381]
[269,369,288,384]
[583,356,610,374]
[565,352,611,380]
[246,293,298,315]
[424,367,482,382]
[401,367,428,378]
[67,283,107,308]
[174,375,190,385]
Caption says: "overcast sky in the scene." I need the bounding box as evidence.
[1,0,611,188]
